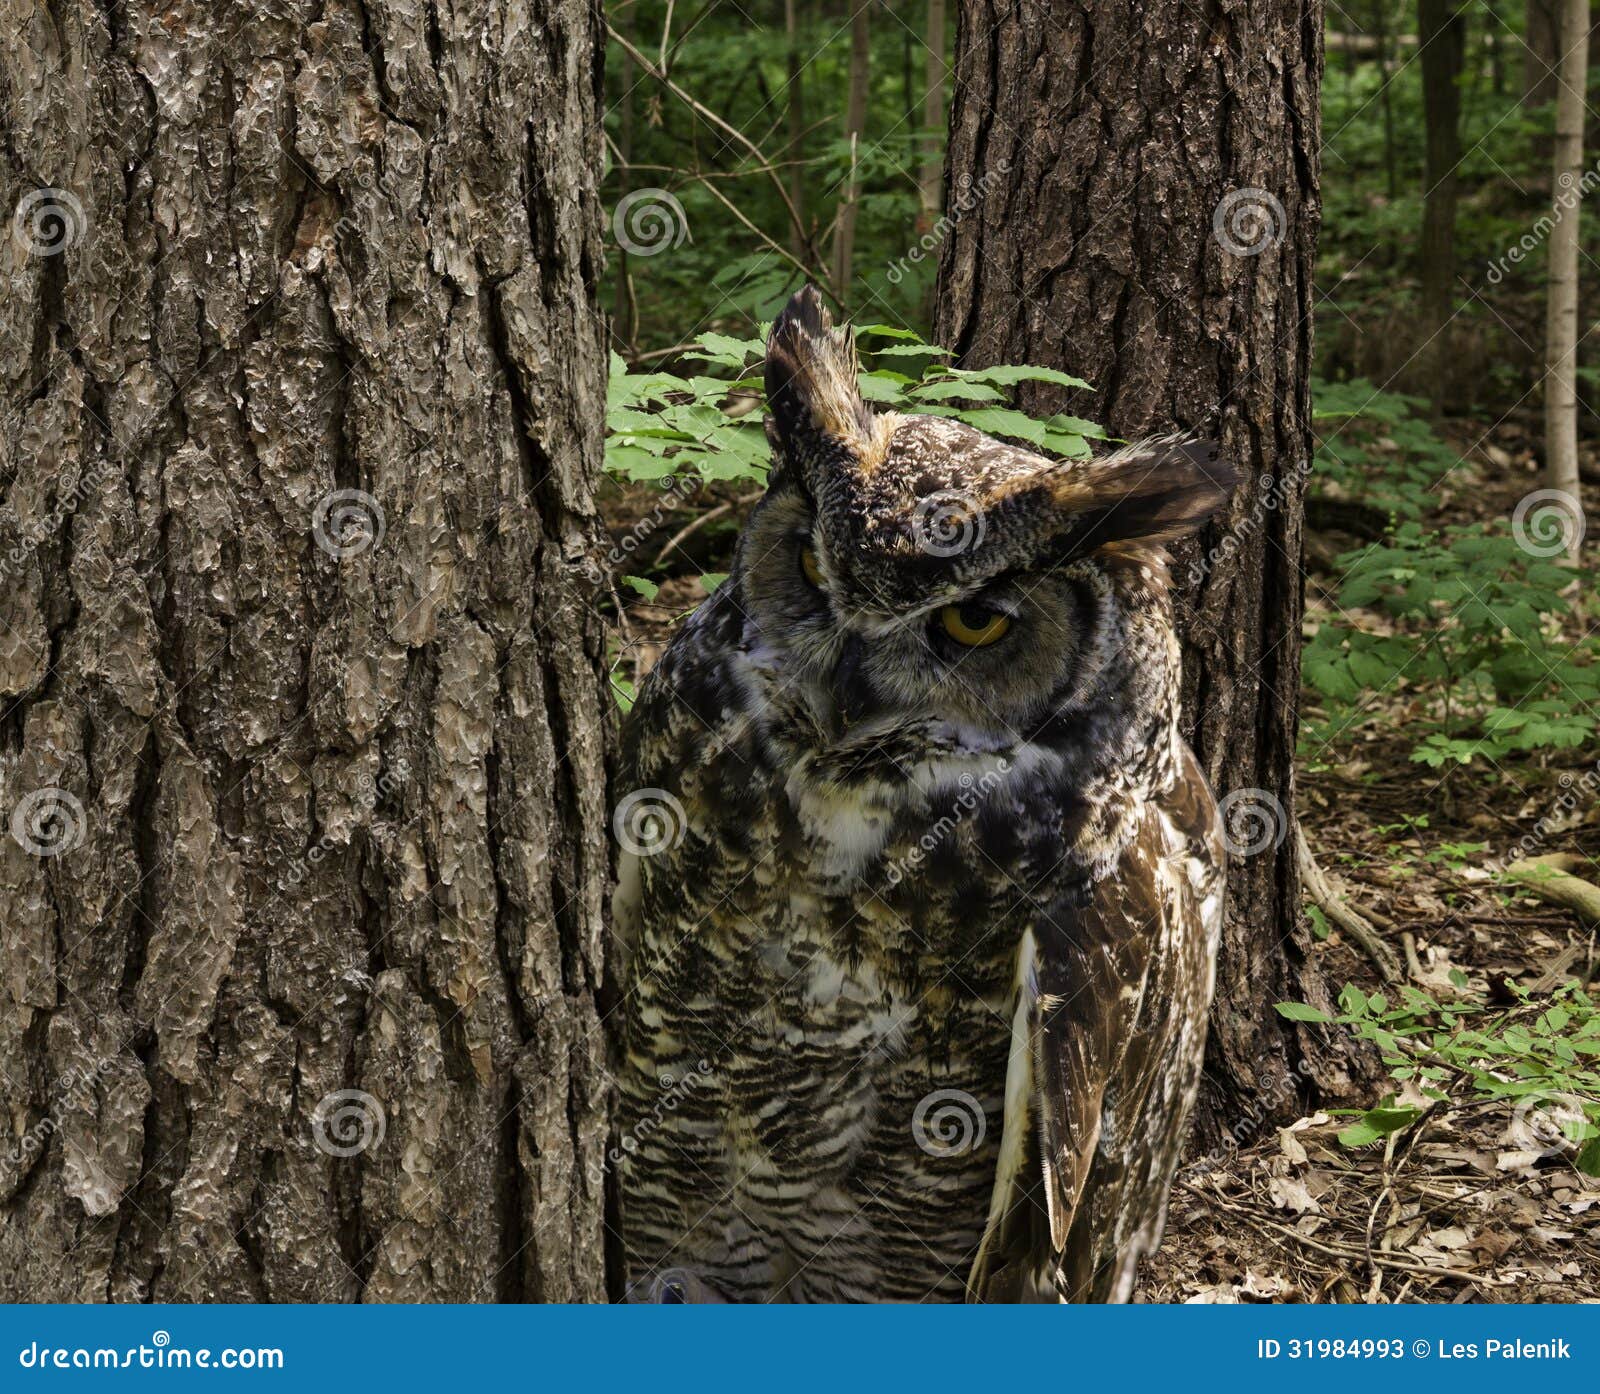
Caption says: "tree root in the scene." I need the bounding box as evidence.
[1296,824,1403,983]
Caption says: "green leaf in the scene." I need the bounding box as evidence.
[1338,1120,1383,1148]
[699,572,728,594]
[1276,1001,1333,1023]
[949,408,1049,448]
[908,379,1007,403]
[622,575,659,601]
[853,323,924,341]
[1578,1136,1600,1178]
[951,364,1092,391]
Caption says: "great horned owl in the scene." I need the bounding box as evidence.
[612,288,1233,1303]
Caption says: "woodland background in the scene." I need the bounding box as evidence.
[0,0,1594,1301]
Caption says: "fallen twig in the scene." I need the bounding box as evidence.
[653,492,762,568]
[1297,824,1404,982]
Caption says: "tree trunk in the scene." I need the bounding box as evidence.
[1524,0,1560,106]
[1545,0,1588,552]
[785,0,811,263]
[0,0,611,1302]
[831,0,872,298]
[1488,0,1506,96]
[1373,0,1400,201]
[1419,0,1465,408]
[918,0,947,236]
[935,0,1366,1140]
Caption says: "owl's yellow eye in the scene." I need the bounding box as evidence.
[800,546,824,588]
[940,604,1011,648]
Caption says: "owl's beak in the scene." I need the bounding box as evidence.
[828,635,877,729]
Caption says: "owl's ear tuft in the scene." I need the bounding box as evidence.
[1048,436,1238,554]
[764,286,880,463]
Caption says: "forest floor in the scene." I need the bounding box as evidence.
[1143,415,1600,1303]
[598,417,1600,1303]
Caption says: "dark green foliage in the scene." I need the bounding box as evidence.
[606,326,1100,488]
[1279,981,1600,1174]
[1305,382,1598,766]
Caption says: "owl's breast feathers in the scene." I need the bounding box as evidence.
[615,585,1224,1303]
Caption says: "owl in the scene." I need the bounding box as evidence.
[611,288,1234,1303]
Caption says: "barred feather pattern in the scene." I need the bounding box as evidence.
[615,554,1223,1302]
[613,288,1231,1303]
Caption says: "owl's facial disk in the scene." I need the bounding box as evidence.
[746,286,1237,749]
[736,485,1095,743]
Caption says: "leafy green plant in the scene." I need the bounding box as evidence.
[1278,980,1600,1174]
[1304,521,1599,765]
[605,325,1105,488]
[1311,378,1462,519]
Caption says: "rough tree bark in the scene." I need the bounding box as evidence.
[0,0,611,1301]
[935,1,1365,1139]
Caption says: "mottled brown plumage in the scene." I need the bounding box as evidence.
[613,288,1232,1302]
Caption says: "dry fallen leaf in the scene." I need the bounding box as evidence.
[1269,1174,1322,1215]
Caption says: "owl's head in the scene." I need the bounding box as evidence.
[732,288,1236,750]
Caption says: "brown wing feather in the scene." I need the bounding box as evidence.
[970,748,1224,1303]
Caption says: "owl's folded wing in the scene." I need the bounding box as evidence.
[967,813,1178,1303]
